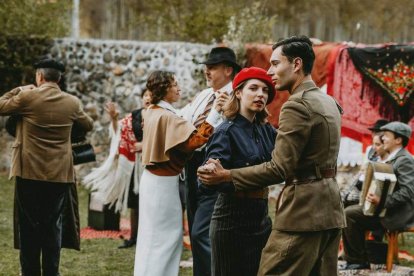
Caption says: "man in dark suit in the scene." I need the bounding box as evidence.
[340,121,414,270]
[0,59,93,276]
[198,36,345,275]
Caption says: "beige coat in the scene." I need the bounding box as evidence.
[0,83,93,183]
[231,80,346,231]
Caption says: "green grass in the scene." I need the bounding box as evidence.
[0,175,193,276]
[1,175,413,275]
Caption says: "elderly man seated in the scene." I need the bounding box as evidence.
[340,122,414,270]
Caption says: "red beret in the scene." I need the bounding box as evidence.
[232,67,276,104]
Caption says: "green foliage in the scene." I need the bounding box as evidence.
[222,1,276,63]
[0,0,71,37]
[0,35,53,94]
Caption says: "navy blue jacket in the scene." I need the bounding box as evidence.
[200,114,277,192]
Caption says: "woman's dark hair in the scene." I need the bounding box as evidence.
[146,71,175,104]
[272,35,315,75]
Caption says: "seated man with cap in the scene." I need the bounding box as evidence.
[340,121,414,270]
[0,58,93,276]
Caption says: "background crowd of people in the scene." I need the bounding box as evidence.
[0,35,413,276]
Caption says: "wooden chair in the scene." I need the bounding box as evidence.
[386,227,414,272]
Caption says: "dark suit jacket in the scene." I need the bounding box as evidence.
[381,148,414,231]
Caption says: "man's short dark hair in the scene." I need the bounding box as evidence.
[272,36,315,75]
[37,68,61,83]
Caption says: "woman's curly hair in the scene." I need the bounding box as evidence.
[146,71,175,104]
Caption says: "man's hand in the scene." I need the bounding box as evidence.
[19,84,36,91]
[105,102,119,120]
[214,91,229,112]
[366,192,380,205]
[197,158,232,185]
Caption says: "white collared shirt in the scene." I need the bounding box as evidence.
[157,100,178,114]
[385,147,403,163]
[178,82,233,128]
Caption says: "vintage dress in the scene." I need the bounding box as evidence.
[134,101,213,276]
[204,114,277,276]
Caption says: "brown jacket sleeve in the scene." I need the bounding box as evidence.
[73,98,94,132]
[0,88,27,115]
[231,99,311,191]
[176,121,213,153]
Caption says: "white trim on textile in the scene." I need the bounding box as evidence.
[82,120,136,214]
[337,137,364,167]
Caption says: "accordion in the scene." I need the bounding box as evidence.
[359,162,397,217]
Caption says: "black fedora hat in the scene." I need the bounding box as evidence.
[200,47,241,72]
[368,119,390,132]
[34,58,65,73]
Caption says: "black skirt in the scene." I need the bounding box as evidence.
[210,193,272,276]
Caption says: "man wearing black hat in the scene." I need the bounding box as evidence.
[0,58,93,276]
[179,46,241,276]
[340,121,414,270]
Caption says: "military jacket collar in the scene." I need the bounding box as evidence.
[291,80,317,96]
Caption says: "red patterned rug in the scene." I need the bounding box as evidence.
[80,218,192,250]
[80,218,131,240]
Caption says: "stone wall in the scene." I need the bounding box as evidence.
[0,38,212,175]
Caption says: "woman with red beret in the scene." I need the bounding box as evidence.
[199,67,277,275]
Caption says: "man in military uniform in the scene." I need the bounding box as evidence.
[198,36,346,275]
[340,121,414,270]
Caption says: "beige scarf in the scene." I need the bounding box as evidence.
[141,102,195,165]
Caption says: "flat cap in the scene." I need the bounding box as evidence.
[381,122,412,139]
[34,58,65,72]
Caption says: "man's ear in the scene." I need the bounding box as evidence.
[225,66,233,78]
[293,57,303,73]
[395,136,403,146]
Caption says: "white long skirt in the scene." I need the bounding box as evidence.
[134,169,182,276]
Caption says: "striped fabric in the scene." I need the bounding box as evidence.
[210,193,271,276]
[193,93,216,128]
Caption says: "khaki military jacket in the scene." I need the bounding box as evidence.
[231,80,346,231]
[0,83,93,183]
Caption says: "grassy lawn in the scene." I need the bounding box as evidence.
[0,175,192,276]
[0,175,413,275]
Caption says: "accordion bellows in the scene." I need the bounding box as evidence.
[360,162,397,217]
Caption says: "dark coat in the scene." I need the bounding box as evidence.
[14,182,81,250]
[381,148,414,231]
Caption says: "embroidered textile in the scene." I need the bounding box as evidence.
[348,45,414,106]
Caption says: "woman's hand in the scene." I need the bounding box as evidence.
[134,142,143,153]
[105,102,119,120]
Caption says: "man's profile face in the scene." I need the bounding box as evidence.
[382,131,401,152]
[204,63,232,91]
[267,47,296,92]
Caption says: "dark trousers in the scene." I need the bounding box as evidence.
[191,187,218,276]
[16,177,70,276]
[185,151,205,236]
[342,204,383,264]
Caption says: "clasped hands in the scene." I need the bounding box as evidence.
[197,158,232,185]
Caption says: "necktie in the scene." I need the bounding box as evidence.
[193,93,216,128]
